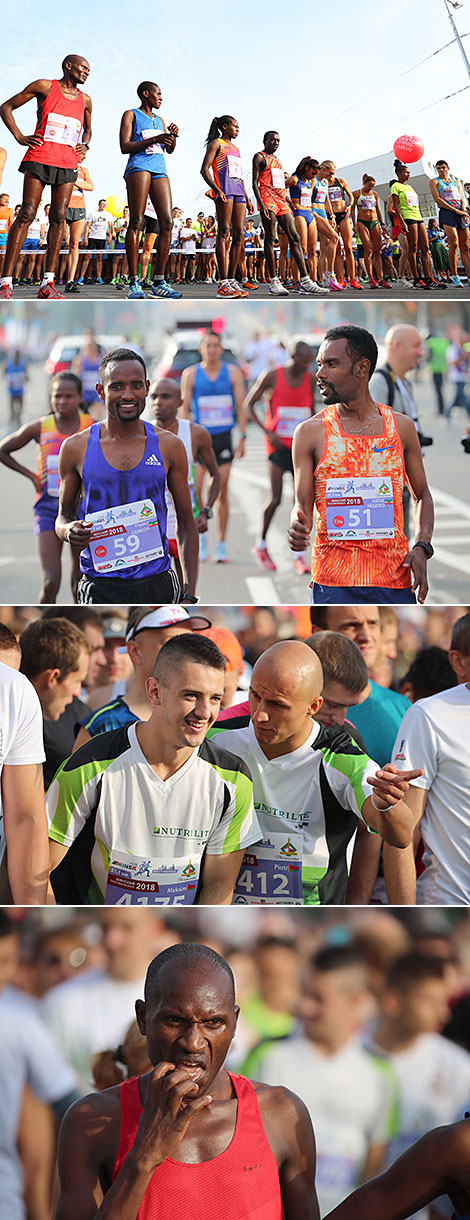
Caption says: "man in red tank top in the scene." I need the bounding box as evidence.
[0,54,92,299]
[55,942,320,1220]
[245,340,316,574]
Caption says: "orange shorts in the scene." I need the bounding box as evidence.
[259,187,290,217]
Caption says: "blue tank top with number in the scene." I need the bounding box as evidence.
[436,175,462,209]
[78,421,169,580]
[192,364,235,435]
[124,108,167,179]
[80,354,101,404]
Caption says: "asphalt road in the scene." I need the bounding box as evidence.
[0,365,469,606]
[6,281,470,302]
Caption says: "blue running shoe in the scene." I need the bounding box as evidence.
[127,281,146,299]
[149,279,182,299]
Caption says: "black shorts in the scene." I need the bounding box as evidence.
[77,566,181,605]
[334,210,349,228]
[65,206,86,224]
[142,216,159,236]
[87,237,106,250]
[439,207,467,231]
[211,430,234,465]
[19,162,78,186]
[268,446,294,474]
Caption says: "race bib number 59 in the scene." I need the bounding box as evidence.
[86,498,164,572]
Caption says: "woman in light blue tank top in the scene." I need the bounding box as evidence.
[119,81,181,299]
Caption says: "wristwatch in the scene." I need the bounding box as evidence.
[199,506,213,519]
[181,594,200,604]
[413,541,434,559]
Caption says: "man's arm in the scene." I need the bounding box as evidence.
[229,364,247,458]
[398,414,434,603]
[383,783,426,904]
[55,432,93,551]
[362,763,423,847]
[346,822,382,904]
[165,434,199,597]
[198,848,246,904]
[2,762,49,903]
[0,79,51,147]
[244,368,278,439]
[179,365,195,419]
[191,423,221,530]
[323,1124,463,1220]
[77,93,92,155]
[252,151,268,218]
[288,416,322,551]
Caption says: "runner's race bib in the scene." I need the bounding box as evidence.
[276,406,311,438]
[7,373,25,391]
[81,369,99,394]
[44,113,81,147]
[316,1154,358,1196]
[233,832,303,905]
[326,475,395,540]
[86,498,164,572]
[0,219,8,233]
[328,185,343,204]
[405,189,418,208]
[46,454,60,497]
[198,394,234,429]
[359,195,375,210]
[300,189,312,209]
[143,128,160,155]
[105,850,201,905]
[227,154,243,181]
[271,168,285,191]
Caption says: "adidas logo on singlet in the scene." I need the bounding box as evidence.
[145,454,162,465]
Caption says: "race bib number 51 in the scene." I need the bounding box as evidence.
[326,475,395,540]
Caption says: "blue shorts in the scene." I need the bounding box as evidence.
[0,235,7,248]
[312,206,327,220]
[311,583,416,605]
[34,496,58,536]
[22,237,40,251]
[292,208,314,224]
[438,207,467,231]
[124,168,168,182]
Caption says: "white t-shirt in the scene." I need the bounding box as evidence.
[212,719,379,905]
[392,684,470,903]
[365,1031,470,1220]
[26,214,43,240]
[87,210,113,239]
[1,986,77,1220]
[0,666,45,867]
[446,342,467,383]
[258,1034,393,1216]
[180,227,196,254]
[40,968,147,1091]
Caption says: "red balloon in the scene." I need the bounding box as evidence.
[393,135,424,164]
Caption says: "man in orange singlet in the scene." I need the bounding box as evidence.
[288,325,434,605]
[55,942,319,1220]
[246,339,316,574]
[252,132,325,297]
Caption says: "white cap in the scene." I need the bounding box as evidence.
[126,606,211,642]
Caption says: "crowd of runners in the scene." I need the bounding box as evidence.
[1,599,469,908]
[1,56,470,299]
[0,325,445,606]
[1,904,470,1220]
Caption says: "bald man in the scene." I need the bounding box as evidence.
[209,640,421,905]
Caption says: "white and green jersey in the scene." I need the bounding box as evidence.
[47,723,258,905]
[210,716,380,905]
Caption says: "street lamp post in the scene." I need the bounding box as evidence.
[442,0,470,81]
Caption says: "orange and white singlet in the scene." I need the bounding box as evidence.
[36,411,93,501]
[258,154,290,216]
[312,403,411,589]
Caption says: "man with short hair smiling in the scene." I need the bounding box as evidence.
[288,324,434,604]
[54,941,320,1220]
[47,633,259,905]
[55,348,199,603]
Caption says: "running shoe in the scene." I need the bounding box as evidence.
[269,278,289,296]
[398,277,414,288]
[369,279,379,289]
[77,277,84,284]
[0,283,12,299]
[349,278,364,290]
[229,279,249,298]
[452,276,463,286]
[65,281,80,293]
[217,282,241,298]
[377,279,392,289]
[215,540,229,563]
[300,278,329,295]
[321,273,343,292]
[95,277,104,285]
[293,555,310,576]
[252,542,276,571]
[149,280,182,299]
[242,278,259,291]
[37,281,65,299]
[127,281,147,299]
[199,533,209,562]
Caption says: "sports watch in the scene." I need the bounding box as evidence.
[412,541,434,559]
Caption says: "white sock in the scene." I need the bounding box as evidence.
[1,276,12,286]
[41,272,54,286]
[256,538,267,550]
[270,276,278,284]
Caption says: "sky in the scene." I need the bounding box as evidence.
[1,0,470,218]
